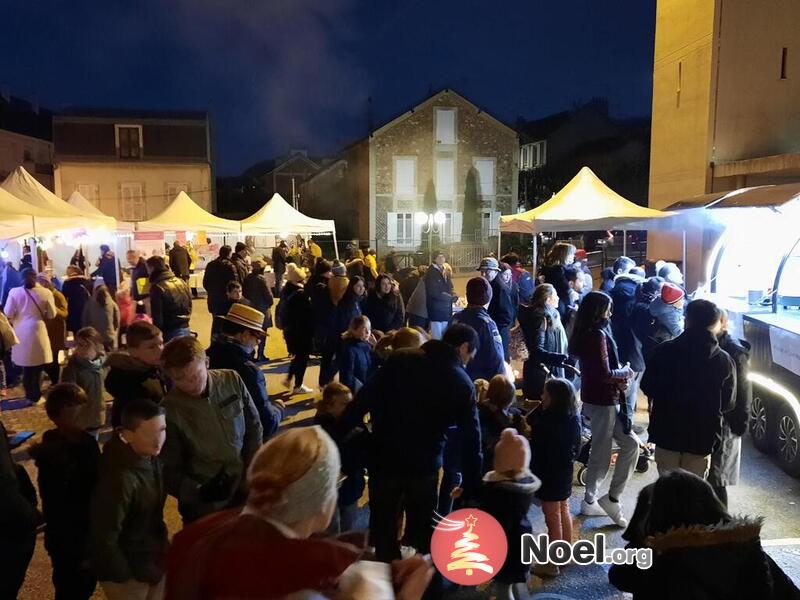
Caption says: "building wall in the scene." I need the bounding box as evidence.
[371,91,518,251]
[0,129,53,189]
[54,162,213,220]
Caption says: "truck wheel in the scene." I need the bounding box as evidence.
[776,409,800,477]
[749,393,775,453]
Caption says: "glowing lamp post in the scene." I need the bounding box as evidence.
[416,210,446,264]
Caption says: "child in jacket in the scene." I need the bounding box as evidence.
[29,383,101,600]
[339,315,375,394]
[61,326,107,435]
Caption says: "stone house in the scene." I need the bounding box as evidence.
[302,89,518,256]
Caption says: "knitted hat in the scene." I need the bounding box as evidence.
[466,276,493,306]
[331,260,346,276]
[493,428,531,474]
[575,249,588,261]
[286,263,306,284]
[657,262,682,283]
[661,282,685,305]
[478,257,500,272]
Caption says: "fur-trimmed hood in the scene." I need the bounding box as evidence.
[647,517,762,553]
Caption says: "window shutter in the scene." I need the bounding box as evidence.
[491,211,501,235]
[387,212,398,246]
[452,212,463,242]
[414,217,424,245]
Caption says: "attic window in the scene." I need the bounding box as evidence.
[116,125,142,159]
[435,108,456,144]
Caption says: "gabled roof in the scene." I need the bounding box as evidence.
[56,107,208,122]
[136,191,239,232]
[370,88,517,139]
[240,193,336,235]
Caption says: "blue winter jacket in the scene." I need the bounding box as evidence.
[450,306,506,381]
[424,265,454,322]
[339,337,373,394]
[610,275,645,372]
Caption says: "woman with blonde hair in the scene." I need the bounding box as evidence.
[540,242,577,318]
[166,426,433,599]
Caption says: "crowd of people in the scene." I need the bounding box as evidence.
[1,237,798,600]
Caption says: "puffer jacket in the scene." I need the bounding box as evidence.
[424,265,453,322]
[649,297,684,340]
[89,434,168,584]
[149,267,192,334]
[609,518,800,600]
[610,274,645,372]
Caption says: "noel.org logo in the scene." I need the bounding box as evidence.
[430,509,508,585]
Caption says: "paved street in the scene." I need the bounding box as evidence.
[4,296,800,599]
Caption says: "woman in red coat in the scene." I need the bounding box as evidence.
[166,426,433,599]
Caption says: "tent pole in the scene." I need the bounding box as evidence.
[332,229,340,260]
[623,229,627,256]
[682,230,687,280]
[496,231,501,258]
[532,233,537,277]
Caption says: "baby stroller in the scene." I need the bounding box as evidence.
[575,420,653,486]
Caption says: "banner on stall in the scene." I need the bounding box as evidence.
[770,326,800,377]
[134,231,166,258]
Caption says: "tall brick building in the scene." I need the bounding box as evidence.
[302,89,518,255]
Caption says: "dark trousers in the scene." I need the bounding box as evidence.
[44,358,60,385]
[22,365,44,402]
[498,325,510,361]
[318,343,338,387]
[289,353,309,387]
[408,314,429,330]
[257,315,270,360]
[50,549,96,600]
[0,533,36,600]
[369,473,439,562]
[274,271,285,297]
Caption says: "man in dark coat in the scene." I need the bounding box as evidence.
[242,260,274,362]
[451,277,506,381]
[641,299,736,478]
[340,322,482,562]
[92,244,121,296]
[480,258,516,360]
[271,241,288,296]
[126,250,150,301]
[202,245,238,323]
[168,241,191,282]
[146,256,193,342]
[207,304,284,440]
[610,271,645,423]
[709,313,752,506]
[232,242,250,285]
[424,251,454,339]
[61,265,93,333]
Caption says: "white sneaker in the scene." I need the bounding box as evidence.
[292,385,314,395]
[580,499,606,517]
[598,494,629,528]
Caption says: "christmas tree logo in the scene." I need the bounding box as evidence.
[430,508,508,585]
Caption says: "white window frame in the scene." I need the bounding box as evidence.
[115,124,143,159]
[393,156,417,197]
[435,157,456,199]
[434,108,457,145]
[481,210,501,239]
[119,182,146,221]
[76,183,100,207]
[520,141,547,171]
[473,157,496,196]
[396,212,415,247]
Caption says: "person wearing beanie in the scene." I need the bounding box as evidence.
[631,276,665,362]
[450,277,506,381]
[166,427,434,599]
[649,282,686,342]
[656,261,684,286]
[528,378,582,578]
[481,428,541,589]
[610,265,647,424]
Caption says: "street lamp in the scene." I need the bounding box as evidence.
[415,210,446,264]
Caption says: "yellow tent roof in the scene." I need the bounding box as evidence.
[136,191,240,233]
[500,166,673,234]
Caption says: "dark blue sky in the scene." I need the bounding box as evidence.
[3,0,656,175]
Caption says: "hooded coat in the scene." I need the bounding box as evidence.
[649,297,684,340]
[105,353,166,428]
[202,257,238,315]
[608,518,800,600]
[89,434,168,584]
[61,354,108,430]
[610,274,645,372]
[168,245,191,280]
[517,304,568,400]
[642,329,736,456]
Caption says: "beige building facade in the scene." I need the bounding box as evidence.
[648,0,800,284]
[0,128,53,190]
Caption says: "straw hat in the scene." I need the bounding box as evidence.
[220,303,266,336]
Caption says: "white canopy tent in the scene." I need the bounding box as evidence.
[240,193,339,258]
[66,191,134,231]
[136,191,240,233]
[499,166,676,267]
[0,187,78,239]
[1,166,117,230]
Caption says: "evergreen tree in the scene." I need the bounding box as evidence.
[463,168,480,241]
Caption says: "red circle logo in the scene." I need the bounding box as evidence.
[430,508,508,585]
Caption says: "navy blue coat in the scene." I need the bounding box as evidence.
[423,266,453,322]
[207,336,283,439]
[610,275,645,372]
[1,265,23,308]
[529,409,581,501]
[341,340,483,497]
[338,338,373,394]
[450,307,506,381]
[362,290,404,333]
[488,278,517,330]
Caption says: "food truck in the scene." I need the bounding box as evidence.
[678,184,800,476]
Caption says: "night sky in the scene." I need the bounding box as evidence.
[4,0,656,175]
